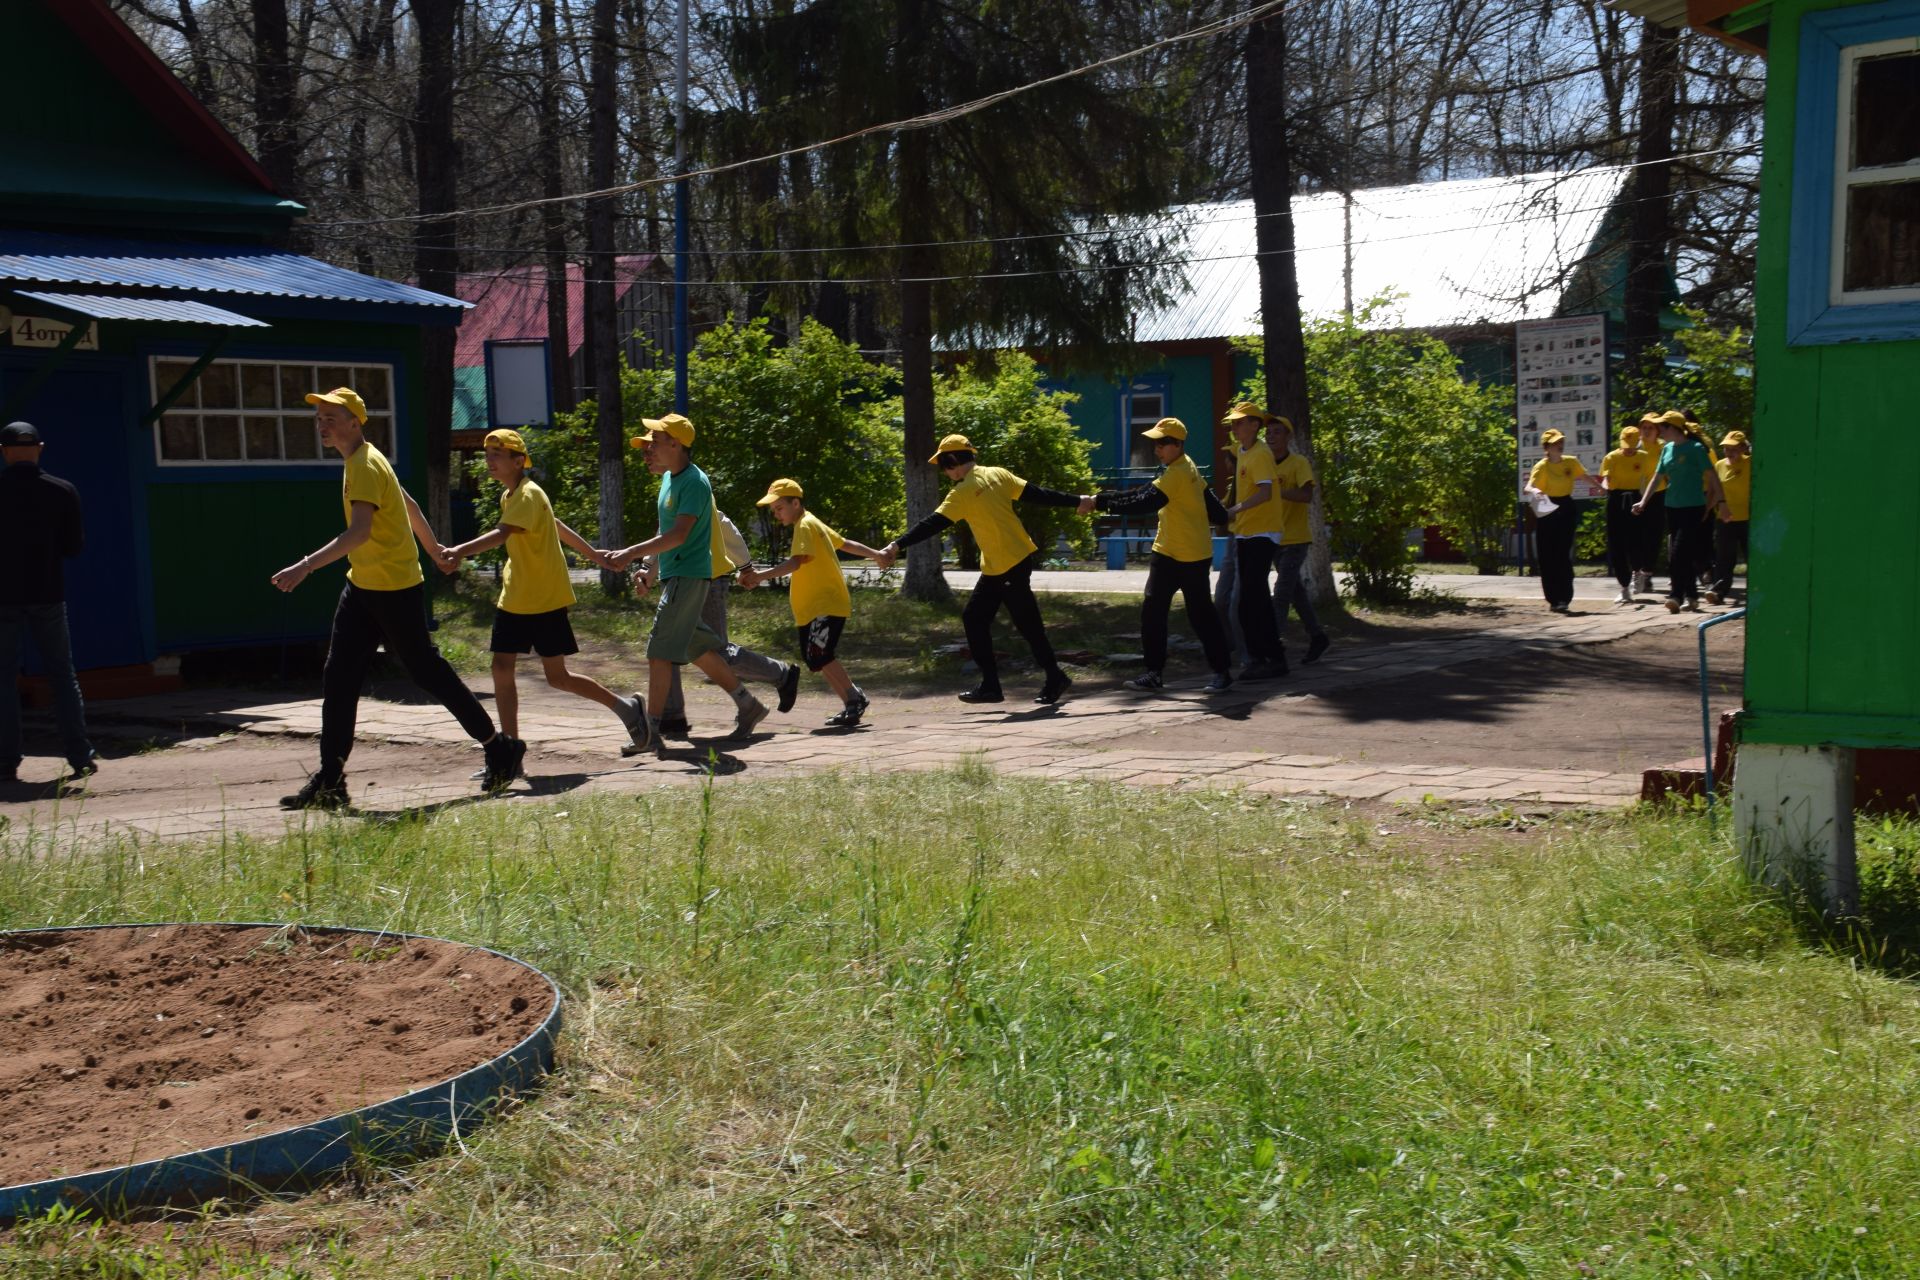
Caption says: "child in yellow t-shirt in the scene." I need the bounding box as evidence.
[443,430,649,753]
[739,479,889,728]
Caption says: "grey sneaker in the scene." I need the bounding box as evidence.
[619,692,654,758]
[730,694,770,740]
[1124,671,1164,692]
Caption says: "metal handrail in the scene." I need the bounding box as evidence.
[1698,606,1747,829]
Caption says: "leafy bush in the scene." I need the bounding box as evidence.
[493,318,903,563]
[1612,306,1754,441]
[930,352,1096,565]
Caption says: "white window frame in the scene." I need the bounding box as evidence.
[1830,36,1920,307]
[147,356,396,467]
[1125,386,1167,470]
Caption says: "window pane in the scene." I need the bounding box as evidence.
[365,415,392,453]
[1844,179,1920,292]
[280,364,315,409]
[317,365,354,396]
[202,415,242,460]
[241,364,278,409]
[282,415,320,459]
[356,366,392,411]
[1854,51,1920,170]
[159,414,201,461]
[197,361,237,409]
[154,359,199,408]
[244,415,281,460]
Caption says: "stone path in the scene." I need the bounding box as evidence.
[6,599,1736,844]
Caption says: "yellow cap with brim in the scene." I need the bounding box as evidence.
[1222,401,1275,424]
[484,428,531,467]
[756,477,804,506]
[1659,410,1690,429]
[1541,428,1566,445]
[1143,417,1187,441]
[304,387,368,424]
[928,433,974,464]
[1620,425,1642,446]
[632,413,694,448]
[1721,430,1748,447]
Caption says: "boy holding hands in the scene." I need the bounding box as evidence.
[739,478,887,727]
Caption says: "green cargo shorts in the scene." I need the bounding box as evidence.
[646,576,724,663]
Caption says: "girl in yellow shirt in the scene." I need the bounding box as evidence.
[1599,423,1657,604]
[1525,430,1586,613]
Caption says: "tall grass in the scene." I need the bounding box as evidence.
[4,779,1920,1276]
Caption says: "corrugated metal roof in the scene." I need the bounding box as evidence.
[1132,166,1630,342]
[0,229,466,315]
[452,257,660,366]
[13,289,269,327]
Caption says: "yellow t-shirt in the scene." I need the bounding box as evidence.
[936,465,1037,576]
[1600,448,1655,493]
[788,510,850,623]
[1273,451,1315,545]
[341,443,422,591]
[1528,456,1587,499]
[497,479,575,615]
[1150,453,1213,563]
[1715,456,1751,521]
[1231,442,1282,537]
[709,503,736,577]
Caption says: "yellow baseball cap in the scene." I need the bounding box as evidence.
[1658,410,1690,429]
[1223,401,1275,424]
[928,433,974,464]
[1143,417,1187,441]
[1541,428,1565,445]
[1721,430,1748,447]
[304,387,367,424]
[1620,425,1642,446]
[632,413,694,448]
[483,428,531,467]
[756,477,804,505]
[1637,412,1662,427]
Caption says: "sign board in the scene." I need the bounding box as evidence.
[485,339,553,429]
[8,312,98,351]
[1515,314,1606,498]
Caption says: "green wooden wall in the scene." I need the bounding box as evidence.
[1745,0,1920,749]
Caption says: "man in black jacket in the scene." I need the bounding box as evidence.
[0,421,96,783]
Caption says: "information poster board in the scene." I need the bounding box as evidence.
[1515,314,1607,498]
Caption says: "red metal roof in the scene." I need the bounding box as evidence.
[452,257,661,367]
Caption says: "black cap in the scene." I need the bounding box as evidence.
[0,421,42,446]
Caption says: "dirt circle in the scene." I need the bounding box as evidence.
[0,924,556,1188]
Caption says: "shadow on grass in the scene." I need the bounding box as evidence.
[354,771,595,822]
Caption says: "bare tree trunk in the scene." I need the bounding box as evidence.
[893,0,950,604]
[250,0,300,241]
[1624,19,1679,374]
[1247,11,1334,605]
[539,0,575,412]
[412,0,458,536]
[587,0,626,594]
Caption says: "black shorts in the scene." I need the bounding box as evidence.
[796,615,847,671]
[490,607,578,657]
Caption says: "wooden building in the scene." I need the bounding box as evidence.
[1,0,466,694]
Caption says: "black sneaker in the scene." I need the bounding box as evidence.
[1034,670,1073,705]
[282,772,348,811]
[1304,634,1330,664]
[776,663,801,713]
[480,735,526,795]
[64,751,99,778]
[656,716,692,739]
[825,689,869,728]
[1124,671,1164,692]
[958,685,1004,704]
[1204,672,1234,693]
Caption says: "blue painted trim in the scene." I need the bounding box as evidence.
[1787,1,1920,346]
[0,923,561,1223]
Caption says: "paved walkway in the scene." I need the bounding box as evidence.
[14,599,1739,844]
[940,567,1744,603]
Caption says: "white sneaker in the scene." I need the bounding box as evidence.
[1614,587,1632,605]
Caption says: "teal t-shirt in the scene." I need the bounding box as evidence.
[657,462,714,580]
[1657,439,1712,509]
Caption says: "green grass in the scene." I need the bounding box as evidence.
[6,778,1920,1275]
